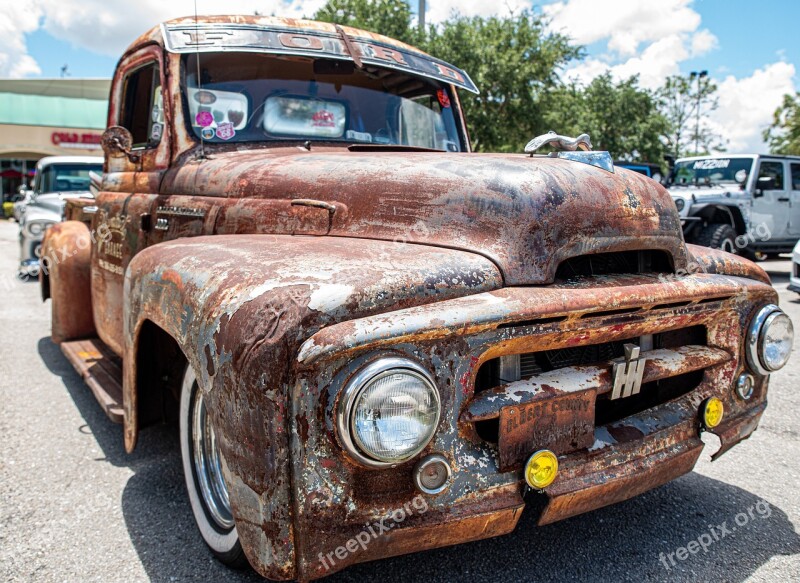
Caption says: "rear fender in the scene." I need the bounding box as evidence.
[122,234,501,579]
[40,221,96,343]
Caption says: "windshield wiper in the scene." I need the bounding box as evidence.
[347,144,443,153]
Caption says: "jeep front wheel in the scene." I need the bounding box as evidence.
[180,365,247,567]
[696,223,738,254]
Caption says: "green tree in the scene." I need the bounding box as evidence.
[544,73,668,162]
[657,74,725,158]
[425,12,581,152]
[763,92,800,155]
[313,0,418,45]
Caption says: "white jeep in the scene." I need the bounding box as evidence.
[669,154,800,257]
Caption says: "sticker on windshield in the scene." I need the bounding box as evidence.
[311,110,336,128]
[196,111,214,127]
[201,127,215,140]
[735,169,748,183]
[437,89,451,108]
[215,122,235,140]
[150,122,163,141]
[693,159,730,170]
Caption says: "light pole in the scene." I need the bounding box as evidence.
[419,0,426,31]
[689,70,708,155]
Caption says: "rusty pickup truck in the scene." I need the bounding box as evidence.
[40,15,793,581]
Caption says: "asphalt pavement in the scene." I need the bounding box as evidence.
[1,217,798,582]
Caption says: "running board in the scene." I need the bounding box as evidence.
[61,338,124,423]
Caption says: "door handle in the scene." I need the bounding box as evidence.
[778,197,790,202]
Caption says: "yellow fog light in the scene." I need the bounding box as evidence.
[524,450,558,490]
[703,397,724,429]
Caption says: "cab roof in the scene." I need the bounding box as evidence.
[126,15,478,94]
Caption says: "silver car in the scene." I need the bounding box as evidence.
[790,240,800,295]
[18,156,102,277]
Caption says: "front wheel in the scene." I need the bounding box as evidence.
[695,223,738,254]
[180,365,247,567]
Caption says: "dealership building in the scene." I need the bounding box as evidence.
[0,78,109,202]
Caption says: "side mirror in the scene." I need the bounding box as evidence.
[101,126,140,164]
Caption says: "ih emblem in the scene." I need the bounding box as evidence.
[611,343,647,400]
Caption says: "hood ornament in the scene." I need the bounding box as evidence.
[525,130,592,154]
[524,130,613,173]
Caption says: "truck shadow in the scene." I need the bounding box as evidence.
[38,336,800,583]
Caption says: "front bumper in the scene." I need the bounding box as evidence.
[18,233,43,276]
[285,273,775,579]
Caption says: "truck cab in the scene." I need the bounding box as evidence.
[40,16,793,581]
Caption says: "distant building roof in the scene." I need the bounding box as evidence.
[0,78,110,100]
[0,78,109,130]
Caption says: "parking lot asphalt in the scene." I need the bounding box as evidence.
[1,217,798,582]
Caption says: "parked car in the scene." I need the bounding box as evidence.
[18,156,102,277]
[790,240,800,295]
[615,161,665,184]
[12,186,33,222]
[668,154,800,256]
[40,16,793,581]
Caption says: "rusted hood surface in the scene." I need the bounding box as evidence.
[161,149,689,285]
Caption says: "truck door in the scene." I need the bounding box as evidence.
[93,47,169,356]
[752,160,789,242]
[789,162,800,237]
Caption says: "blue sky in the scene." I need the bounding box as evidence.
[17,0,800,80]
[2,0,797,151]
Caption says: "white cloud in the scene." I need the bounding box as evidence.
[708,61,797,153]
[424,0,531,25]
[543,0,702,57]
[37,0,327,57]
[545,0,716,88]
[0,0,43,77]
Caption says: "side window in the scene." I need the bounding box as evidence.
[791,163,800,190]
[758,161,784,190]
[121,62,163,149]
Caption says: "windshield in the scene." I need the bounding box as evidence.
[35,163,102,194]
[670,157,754,187]
[183,53,464,152]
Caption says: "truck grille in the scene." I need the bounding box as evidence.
[555,250,673,280]
[469,325,709,445]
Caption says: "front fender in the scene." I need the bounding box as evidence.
[122,234,501,579]
[687,243,770,284]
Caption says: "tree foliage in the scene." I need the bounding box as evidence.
[312,0,678,161]
[763,92,800,155]
[657,74,725,158]
[313,0,418,45]
[544,74,667,162]
[424,12,581,152]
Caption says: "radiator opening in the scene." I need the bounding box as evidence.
[555,250,673,281]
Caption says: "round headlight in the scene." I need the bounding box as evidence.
[338,358,440,467]
[674,198,685,212]
[28,222,43,236]
[747,305,794,375]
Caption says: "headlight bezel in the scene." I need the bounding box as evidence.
[746,304,794,375]
[336,357,440,468]
[674,198,685,212]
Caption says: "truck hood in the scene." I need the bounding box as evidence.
[160,149,689,285]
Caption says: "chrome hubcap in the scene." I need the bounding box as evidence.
[191,388,234,530]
